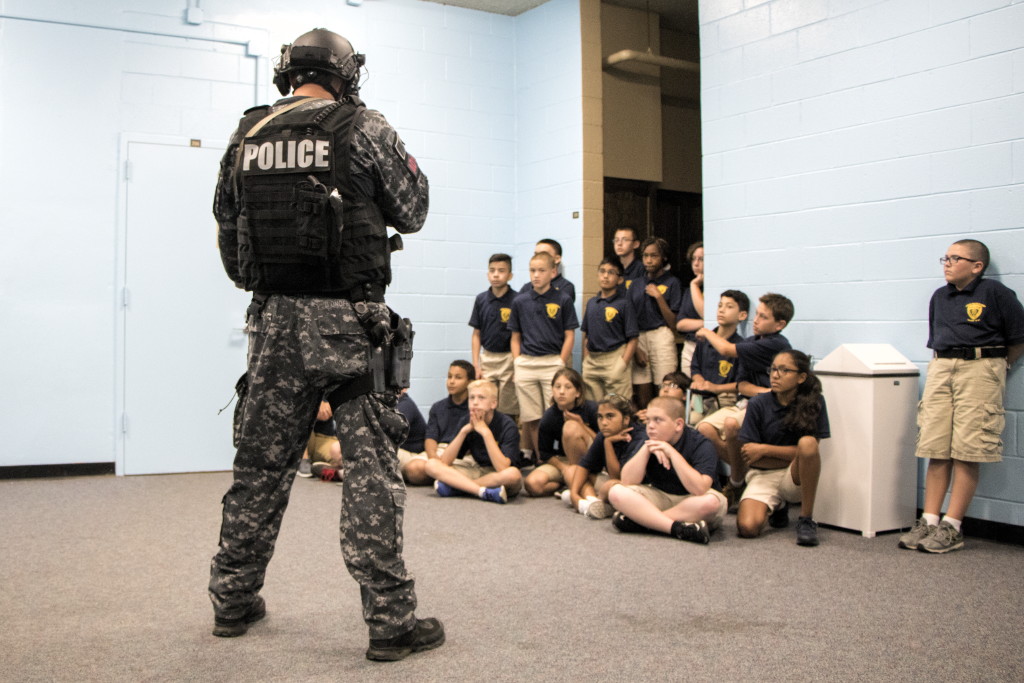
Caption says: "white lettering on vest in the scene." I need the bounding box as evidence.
[242,144,259,171]
[257,142,274,170]
[297,139,314,168]
[315,140,329,168]
[286,140,296,168]
[273,141,287,169]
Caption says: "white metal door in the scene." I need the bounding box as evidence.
[122,140,249,474]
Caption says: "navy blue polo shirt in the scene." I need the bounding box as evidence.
[619,258,645,293]
[621,426,721,496]
[690,329,743,397]
[312,418,336,437]
[628,269,684,331]
[677,286,702,341]
[578,422,647,473]
[469,287,516,353]
[739,391,830,447]
[927,276,1024,350]
[454,410,522,468]
[735,333,792,389]
[397,393,426,452]
[509,286,579,357]
[581,291,639,352]
[537,400,600,462]
[520,273,576,303]
[425,395,468,443]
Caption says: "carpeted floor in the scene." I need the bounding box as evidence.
[1,472,1021,682]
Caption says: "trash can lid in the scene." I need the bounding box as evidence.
[814,343,919,376]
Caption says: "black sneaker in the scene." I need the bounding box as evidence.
[366,618,445,661]
[671,519,710,544]
[768,501,789,528]
[212,596,266,637]
[611,512,647,534]
[795,516,819,547]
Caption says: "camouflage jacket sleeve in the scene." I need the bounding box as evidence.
[351,109,429,234]
[212,123,247,288]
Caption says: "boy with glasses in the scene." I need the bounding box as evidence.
[899,239,1024,553]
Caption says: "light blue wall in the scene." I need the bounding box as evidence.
[699,0,1024,525]
[0,0,584,467]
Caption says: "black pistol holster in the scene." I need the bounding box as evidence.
[325,305,414,412]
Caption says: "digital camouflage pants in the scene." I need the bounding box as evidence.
[209,295,417,639]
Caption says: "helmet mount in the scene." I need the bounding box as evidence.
[273,28,366,99]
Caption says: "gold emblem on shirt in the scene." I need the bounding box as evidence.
[605,307,619,323]
[500,307,511,323]
[718,360,733,377]
[546,303,560,319]
[625,279,633,289]
[966,302,985,321]
[657,284,668,295]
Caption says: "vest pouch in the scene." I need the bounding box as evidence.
[293,178,332,259]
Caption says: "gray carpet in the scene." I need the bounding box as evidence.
[1,472,1021,682]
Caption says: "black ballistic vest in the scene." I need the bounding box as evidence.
[235,98,390,298]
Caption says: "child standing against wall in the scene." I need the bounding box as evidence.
[899,239,1024,553]
[470,253,518,419]
[581,258,638,402]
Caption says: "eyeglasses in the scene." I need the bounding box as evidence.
[661,382,681,389]
[769,366,799,376]
[938,255,979,266]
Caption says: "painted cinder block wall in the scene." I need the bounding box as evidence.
[0,0,584,467]
[698,0,1024,525]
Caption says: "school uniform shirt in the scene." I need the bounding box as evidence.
[738,392,830,449]
[618,258,646,293]
[425,395,469,444]
[520,273,576,303]
[927,276,1024,350]
[509,286,579,357]
[469,287,516,353]
[454,411,522,468]
[581,291,639,352]
[677,286,702,341]
[578,422,647,474]
[397,393,426,452]
[620,426,721,496]
[537,400,600,462]
[628,270,684,332]
[312,417,336,437]
[690,330,743,397]
[735,332,792,389]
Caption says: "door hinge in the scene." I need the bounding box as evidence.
[122,287,130,309]
[122,413,129,434]
[124,159,133,181]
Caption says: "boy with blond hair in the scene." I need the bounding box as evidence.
[510,251,579,457]
[424,379,523,503]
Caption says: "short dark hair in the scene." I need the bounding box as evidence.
[598,257,623,275]
[953,239,990,273]
[489,253,512,267]
[640,237,671,265]
[721,289,750,313]
[661,371,690,391]
[614,227,639,241]
[537,238,562,257]
[760,293,794,324]
[449,359,476,381]
[598,393,635,423]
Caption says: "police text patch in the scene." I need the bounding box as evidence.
[241,134,331,174]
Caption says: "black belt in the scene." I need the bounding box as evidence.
[935,347,1007,360]
[254,282,385,304]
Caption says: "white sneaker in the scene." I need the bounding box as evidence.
[560,489,572,507]
[577,498,593,516]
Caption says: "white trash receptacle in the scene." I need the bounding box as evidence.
[814,344,919,538]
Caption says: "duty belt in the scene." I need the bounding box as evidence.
[934,346,1007,360]
[253,282,385,303]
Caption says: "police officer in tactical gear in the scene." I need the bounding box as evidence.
[209,28,444,661]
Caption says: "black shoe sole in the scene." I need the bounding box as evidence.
[366,632,445,661]
[212,597,266,637]
[768,503,789,529]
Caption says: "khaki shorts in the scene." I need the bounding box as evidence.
[625,483,728,528]
[513,354,563,422]
[679,339,696,378]
[582,347,633,402]
[916,357,1006,463]
[451,458,496,481]
[742,465,801,512]
[397,449,427,469]
[480,348,519,417]
[697,405,746,439]
[533,456,569,485]
[307,432,340,464]
[631,326,678,385]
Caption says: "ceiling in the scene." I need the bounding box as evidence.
[416,0,698,33]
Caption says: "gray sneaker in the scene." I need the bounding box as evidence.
[898,517,936,550]
[585,500,611,520]
[297,459,313,478]
[917,520,964,554]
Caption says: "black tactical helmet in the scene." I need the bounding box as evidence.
[273,28,365,98]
